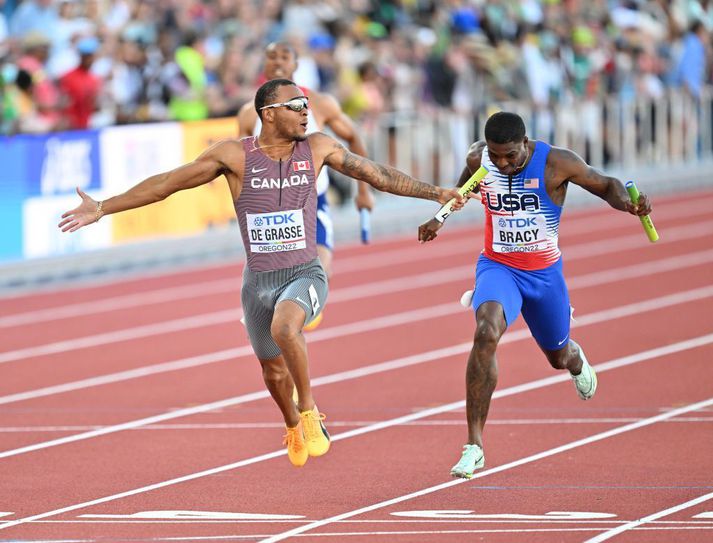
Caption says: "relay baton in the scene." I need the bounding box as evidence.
[625,181,659,243]
[433,165,489,223]
[359,208,371,244]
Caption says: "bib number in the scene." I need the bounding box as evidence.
[492,214,548,253]
[247,209,306,253]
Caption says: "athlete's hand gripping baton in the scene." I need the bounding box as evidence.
[625,181,659,243]
[433,166,489,223]
[359,208,370,244]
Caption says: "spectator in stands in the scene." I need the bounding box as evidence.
[9,0,57,39]
[672,19,709,99]
[16,31,62,131]
[59,36,102,129]
[165,31,208,121]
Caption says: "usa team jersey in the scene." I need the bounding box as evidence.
[479,141,562,270]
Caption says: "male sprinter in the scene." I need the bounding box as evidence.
[238,42,374,329]
[418,111,653,479]
[61,79,462,468]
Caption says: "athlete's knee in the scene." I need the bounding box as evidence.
[472,319,502,357]
[270,317,301,346]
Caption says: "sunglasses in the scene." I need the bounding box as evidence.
[260,97,309,112]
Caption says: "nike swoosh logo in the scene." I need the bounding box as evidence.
[252,167,268,173]
[558,337,568,346]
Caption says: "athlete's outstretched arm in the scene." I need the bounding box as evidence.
[59,140,242,232]
[418,141,485,243]
[316,134,461,204]
[552,148,652,216]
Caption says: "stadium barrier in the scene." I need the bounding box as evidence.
[2,90,711,291]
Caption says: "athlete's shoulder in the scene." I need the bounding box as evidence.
[306,131,337,147]
[466,140,486,170]
[468,140,487,156]
[310,90,342,116]
[545,145,581,164]
[543,145,590,187]
[237,102,258,136]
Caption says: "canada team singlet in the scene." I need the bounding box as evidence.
[235,136,318,272]
[479,141,562,270]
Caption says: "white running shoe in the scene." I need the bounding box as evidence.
[450,444,485,479]
[572,361,598,400]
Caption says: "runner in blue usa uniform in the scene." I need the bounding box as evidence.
[419,112,653,479]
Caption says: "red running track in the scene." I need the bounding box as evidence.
[0,189,712,542]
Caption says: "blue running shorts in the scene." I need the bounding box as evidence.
[316,192,333,251]
[470,254,572,351]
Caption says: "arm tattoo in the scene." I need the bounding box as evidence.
[337,146,440,201]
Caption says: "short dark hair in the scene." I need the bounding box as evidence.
[484,112,526,144]
[255,78,296,120]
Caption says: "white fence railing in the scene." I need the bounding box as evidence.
[361,89,713,186]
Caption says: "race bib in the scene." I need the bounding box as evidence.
[246,209,306,253]
[492,214,548,253]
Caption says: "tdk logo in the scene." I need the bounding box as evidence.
[498,217,538,228]
[486,193,540,212]
[258,213,296,226]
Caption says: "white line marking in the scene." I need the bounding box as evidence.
[2,417,710,433]
[2,242,712,403]
[0,309,241,365]
[1,526,711,542]
[584,491,713,542]
[391,510,616,520]
[2,290,712,459]
[259,397,713,542]
[2,211,713,328]
[0,343,711,532]
[18,518,713,525]
[3,223,711,365]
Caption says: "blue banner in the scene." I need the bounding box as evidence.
[0,136,29,261]
[24,130,102,197]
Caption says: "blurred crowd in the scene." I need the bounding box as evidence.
[0,0,712,136]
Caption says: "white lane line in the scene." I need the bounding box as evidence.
[2,205,713,328]
[0,309,241,365]
[1,526,711,542]
[2,278,712,409]
[19,518,713,525]
[260,397,713,543]
[0,278,241,328]
[1,290,712,460]
[585,491,713,542]
[0,339,711,531]
[2,417,710,433]
[2,229,713,366]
